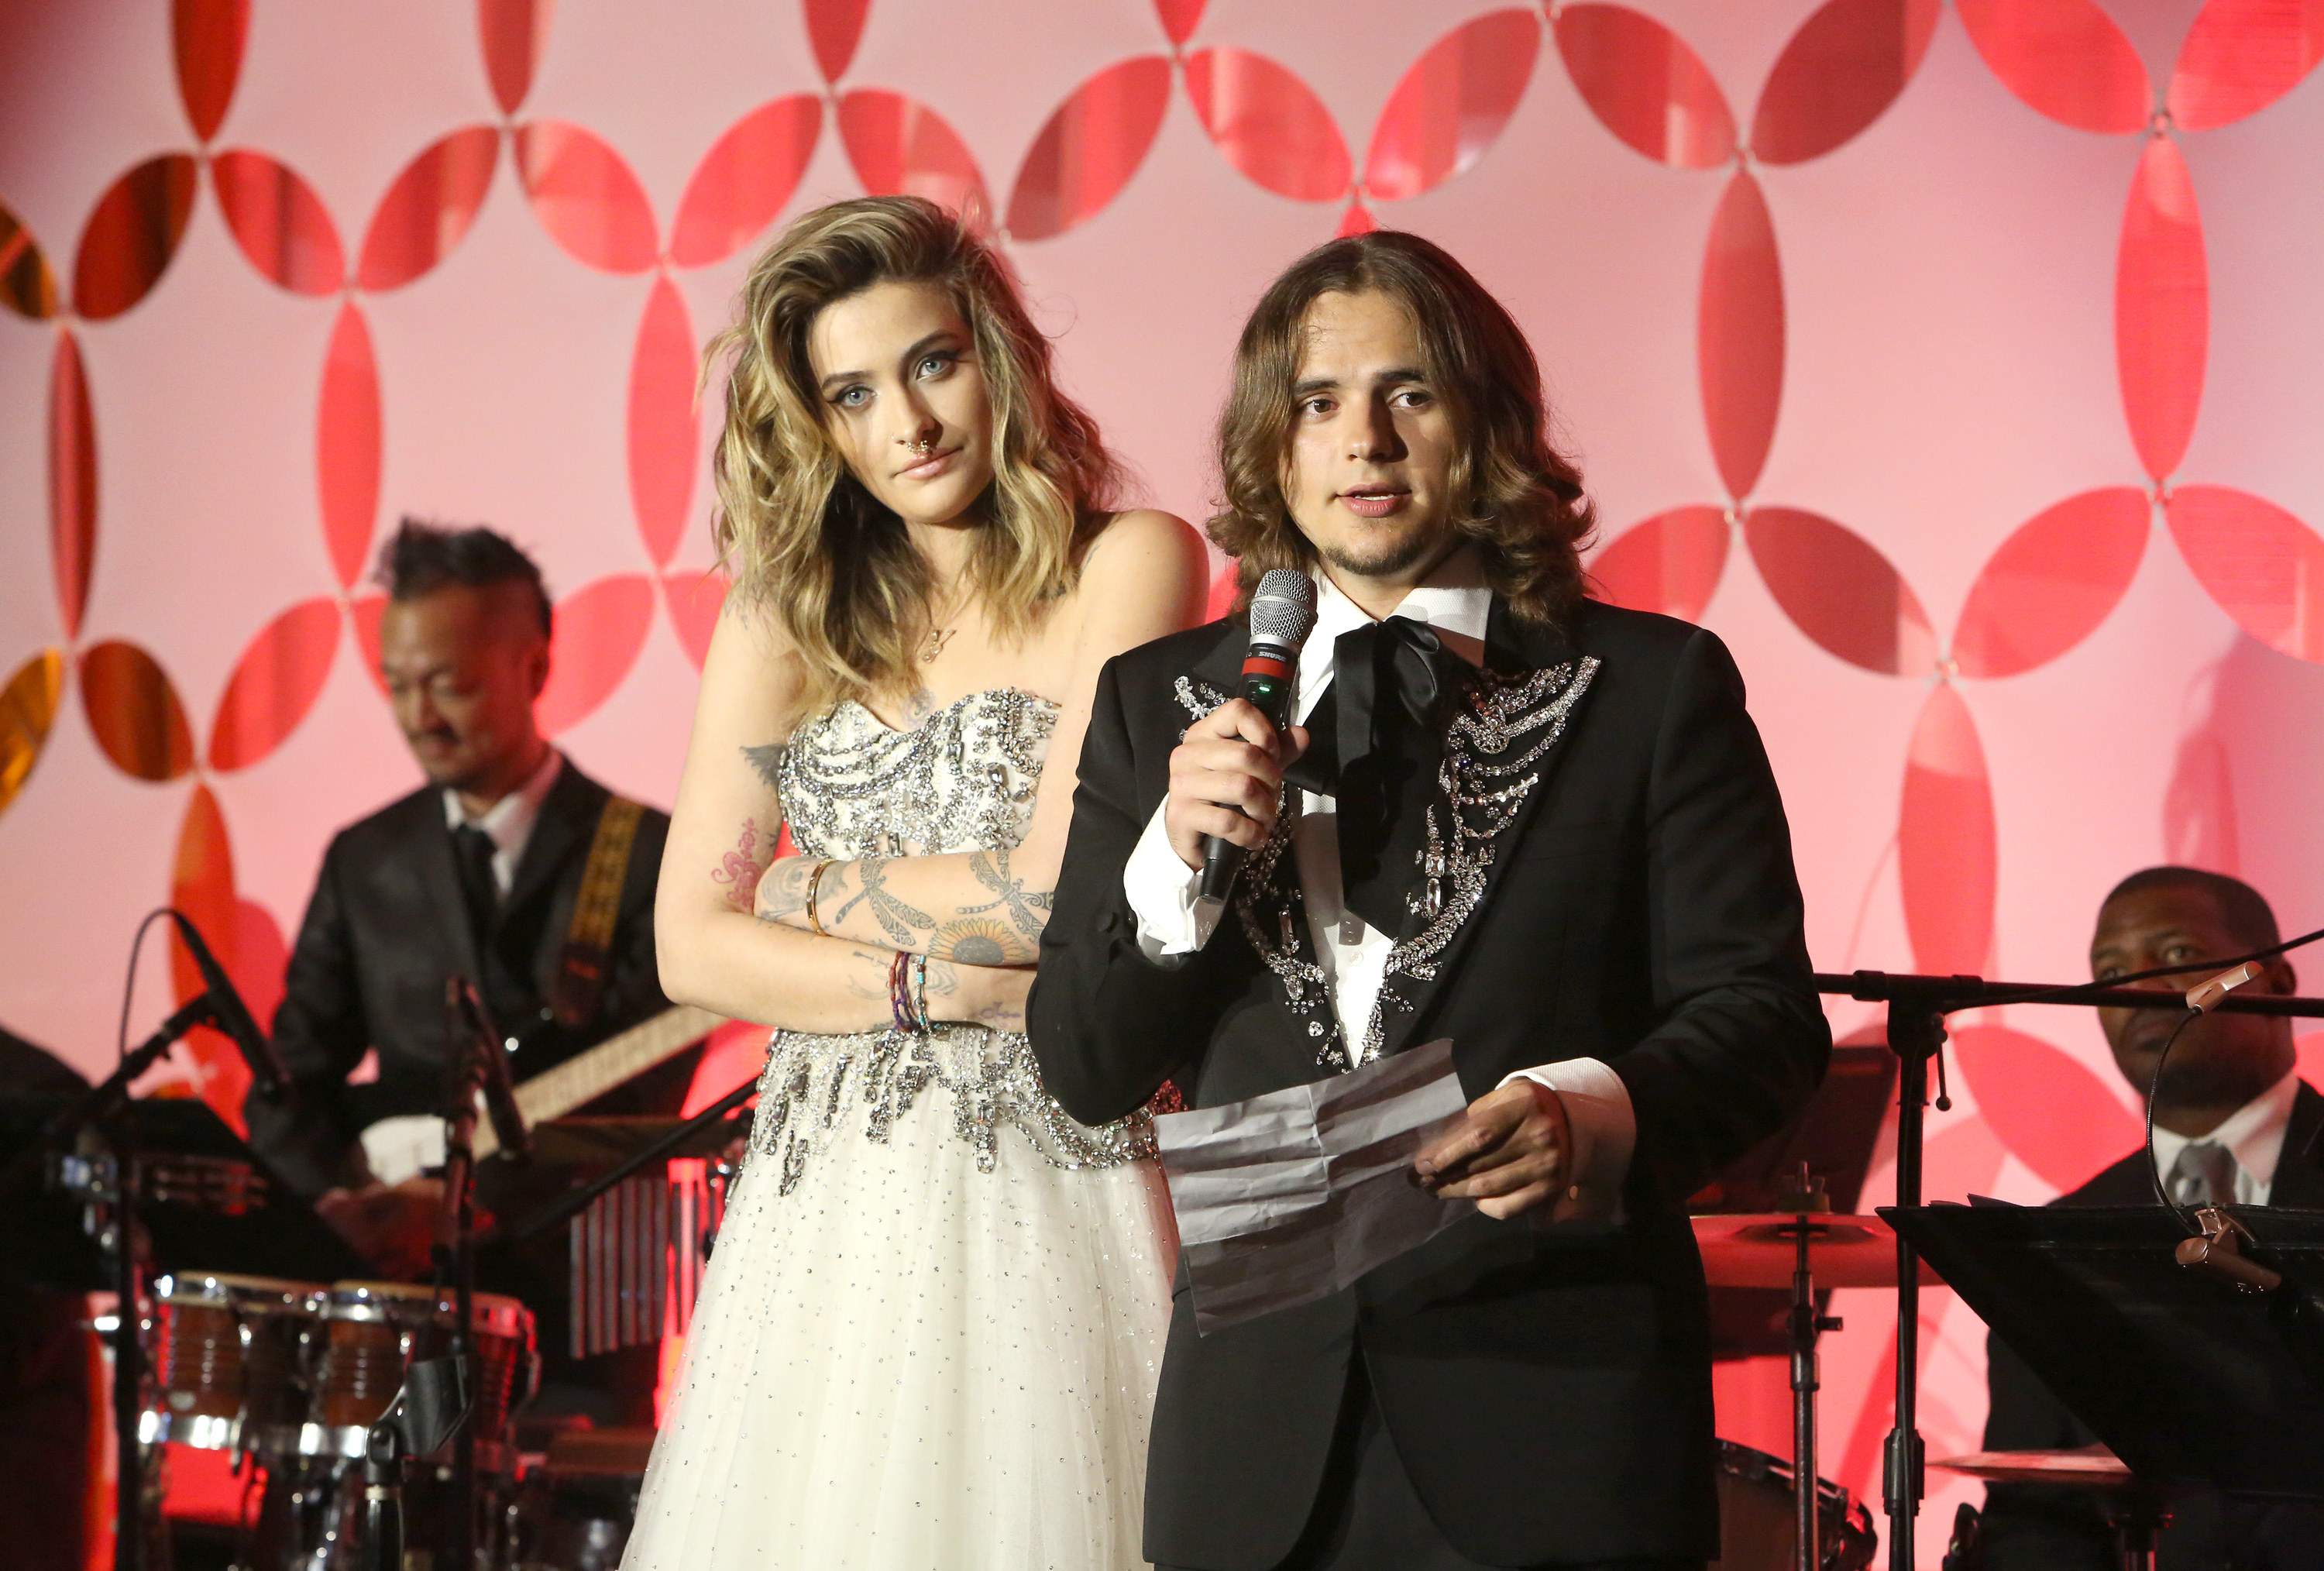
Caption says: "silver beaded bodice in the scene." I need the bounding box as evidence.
[774,689,1054,859]
[749,688,1157,1195]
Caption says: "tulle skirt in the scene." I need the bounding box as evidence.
[622,1028,1177,1571]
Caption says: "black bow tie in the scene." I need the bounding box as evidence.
[1284,617,1449,794]
[1283,617,1455,934]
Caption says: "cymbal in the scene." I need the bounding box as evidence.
[1931,1446,2131,1490]
[1691,1212,1943,1289]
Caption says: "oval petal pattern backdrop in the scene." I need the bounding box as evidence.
[4,0,2322,1559]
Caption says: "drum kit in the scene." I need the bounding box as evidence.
[1694,1201,1890,1571]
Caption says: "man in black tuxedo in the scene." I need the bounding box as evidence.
[245,519,690,1418]
[1979,867,2324,1569]
[1030,233,1829,1569]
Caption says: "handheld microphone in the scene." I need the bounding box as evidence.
[450,975,531,1163]
[1196,569,1319,923]
[168,909,290,1099]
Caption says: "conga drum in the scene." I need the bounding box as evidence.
[308,1281,445,1458]
[143,1273,321,1453]
[307,1282,537,1466]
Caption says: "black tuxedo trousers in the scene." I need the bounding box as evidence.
[1030,599,1831,1569]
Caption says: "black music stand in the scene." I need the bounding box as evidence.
[1886,1201,2324,1566]
[1814,967,2324,1571]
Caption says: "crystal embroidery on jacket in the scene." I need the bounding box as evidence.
[1222,655,1601,1072]
[748,689,1156,1194]
[1353,655,1600,1063]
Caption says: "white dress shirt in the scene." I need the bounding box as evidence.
[2148,1067,2302,1205]
[440,747,564,896]
[1122,561,1635,1223]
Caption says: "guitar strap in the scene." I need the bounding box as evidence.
[548,794,645,1028]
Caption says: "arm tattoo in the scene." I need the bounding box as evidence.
[754,856,820,921]
[924,958,1025,1028]
[929,848,1052,964]
[741,742,786,791]
[844,947,892,1001]
[710,818,769,914]
[827,858,937,948]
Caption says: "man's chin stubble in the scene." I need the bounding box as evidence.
[1318,529,1442,583]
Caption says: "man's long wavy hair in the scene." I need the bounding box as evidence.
[1209,231,1594,627]
[709,196,1120,720]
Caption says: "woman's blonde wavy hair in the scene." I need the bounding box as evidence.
[709,196,1120,720]
[1209,230,1595,627]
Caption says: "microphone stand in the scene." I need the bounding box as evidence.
[1812,968,2324,1571]
[435,976,514,1571]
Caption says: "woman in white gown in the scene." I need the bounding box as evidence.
[624,197,1205,1569]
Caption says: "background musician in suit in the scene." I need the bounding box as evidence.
[245,518,692,1421]
[1979,866,2324,1569]
[1030,232,1830,1571]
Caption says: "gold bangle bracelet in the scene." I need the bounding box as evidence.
[803,858,834,937]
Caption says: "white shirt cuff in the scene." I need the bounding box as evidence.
[1124,801,1205,960]
[1499,1057,1635,1226]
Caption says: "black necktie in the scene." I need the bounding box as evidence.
[451,822,500,952]
[1284,618,1455,935]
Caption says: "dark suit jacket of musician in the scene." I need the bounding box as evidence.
[1981,1080,2324,1571]
[1030,596,1832,1569]
[245,757,686,1200]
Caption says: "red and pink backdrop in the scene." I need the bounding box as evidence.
[5,0,2322,1554]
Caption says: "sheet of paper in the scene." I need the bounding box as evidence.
[1154,1038,1472,1334]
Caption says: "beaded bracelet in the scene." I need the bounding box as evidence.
[907,954,932,1033]
[888,950,914,1034]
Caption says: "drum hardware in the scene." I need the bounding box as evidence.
[356,1353,467,1571]
[1697,1168,1901,1571]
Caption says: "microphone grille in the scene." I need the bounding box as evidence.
[1248,568,1317,649]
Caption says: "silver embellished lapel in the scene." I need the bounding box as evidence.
[1350,655,1600,1065]
[1173,665,1349,1070]
[1174,675,1229,739]
[1230,803,1350,1071]
[1175,652,1600,1074]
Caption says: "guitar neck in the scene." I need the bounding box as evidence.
[474,1003,724,1161]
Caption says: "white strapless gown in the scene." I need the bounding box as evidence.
[622,691,1177,1571]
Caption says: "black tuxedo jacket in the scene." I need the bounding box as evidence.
[1030,596,1830,1569]
[1981,1081,2324,1571]
[245,758,682,1198]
